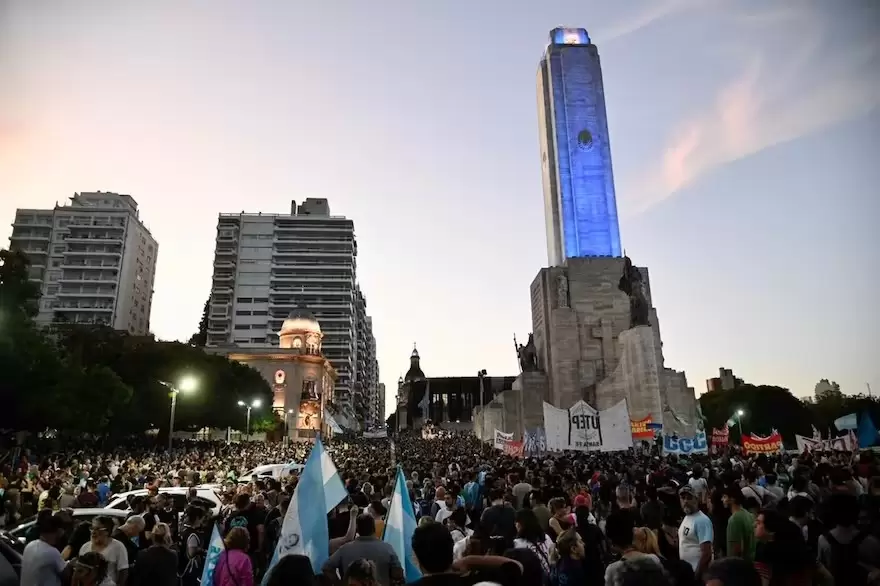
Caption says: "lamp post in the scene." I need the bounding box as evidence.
[160,376,197,452]
[477,369,487,444]
[238,399,262,442]
[284,408,294,449]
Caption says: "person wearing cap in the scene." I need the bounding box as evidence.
[678,485,713,580]
[722,484,755,563]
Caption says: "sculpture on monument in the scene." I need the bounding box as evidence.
[618,256,650,328]
[514,333,538,372]
[556,274,570,308]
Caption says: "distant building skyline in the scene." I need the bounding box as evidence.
[538,27,622,265]
[9,191,157,336]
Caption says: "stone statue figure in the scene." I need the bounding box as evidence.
[618,256,650,328]
[514,333,538,372]
[556,274,569,308]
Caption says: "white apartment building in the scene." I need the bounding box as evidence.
[206,199,375,420]
[9,191,158,335]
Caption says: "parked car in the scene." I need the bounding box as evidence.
[238,462,304,484]
[105,487,222,518]
[0,508,129,554]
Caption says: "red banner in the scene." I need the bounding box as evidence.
[503,440,524,458]
[631,417,654,440]
[711,425,730,446]
[742,431,783,455]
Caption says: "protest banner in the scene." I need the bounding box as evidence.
[662,432,709,455]
[543,399,633,452]
[711,425,730,446]
[741,431,783,455]
[631,417,654,440]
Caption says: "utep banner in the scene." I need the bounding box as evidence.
[742,431,783,455]
[663,432,709,455]
[543,399,633,452]
[631,417,654,440]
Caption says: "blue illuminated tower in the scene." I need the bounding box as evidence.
[538,27,622,265]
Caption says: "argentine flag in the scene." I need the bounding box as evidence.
[383,467,421,583]
[262,437,347,582]
[200,523,225,586]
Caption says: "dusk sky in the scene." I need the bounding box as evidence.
[2,1,878,415]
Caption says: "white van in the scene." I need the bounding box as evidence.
[239,463,304,484]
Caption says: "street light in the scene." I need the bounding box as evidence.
[732,408,746,437]
[160,376,198,452]
[284,408,294,448]
[238,399,262,441]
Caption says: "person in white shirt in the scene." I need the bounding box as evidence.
[20,514,68,586]
[677,486,713,581]
[688,465,709,505]
[79,516,129,586]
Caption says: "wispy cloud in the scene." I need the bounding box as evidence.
[621,7,880,215]
[595,0,700,43]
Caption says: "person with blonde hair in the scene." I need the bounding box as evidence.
[130,522,177,586]
[633,526,662,556]
[214,527,253,586]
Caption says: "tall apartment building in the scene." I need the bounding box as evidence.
[8,192,158,334]
[206,199,377,426]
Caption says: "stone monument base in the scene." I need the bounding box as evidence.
[473,371,548,441]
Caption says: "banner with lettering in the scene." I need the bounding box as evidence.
[542,399,633,452]
[503,440,524,457]
[631,417,654,440]
[741,431,783,455]
[711,425,730,446]
[492,429,514,450]
[795,431,857,453]
[523,428,546,457]
[662,432,709,455]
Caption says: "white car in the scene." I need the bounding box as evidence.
[238,463,303,484]
[1,508,129,553]
[105,487,223,518]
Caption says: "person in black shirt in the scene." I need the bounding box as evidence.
[479,488,516,544]
[223,493,264,557]
[154,494,178,539]
[112,515,144,566]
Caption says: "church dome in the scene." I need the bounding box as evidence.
[404,343,425,382]
[278,307,323,352]
[280,307,321,335]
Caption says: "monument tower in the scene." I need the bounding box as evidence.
[528,27,698,436]
[538,27,622,265]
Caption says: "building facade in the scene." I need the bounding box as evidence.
[218,308,337,441]
[204,198,375,429]
[538,27,622,265]
[706,367,743,392]
[9,191,158,335]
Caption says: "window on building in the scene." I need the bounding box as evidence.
[236,297,253,304]
[235,310,251,316]
[253,297,268,303]
[234,324,250,330]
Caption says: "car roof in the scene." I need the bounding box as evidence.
[71,508,128,516]
[110,487,212,498]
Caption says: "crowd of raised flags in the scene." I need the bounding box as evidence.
[199,437,421,586]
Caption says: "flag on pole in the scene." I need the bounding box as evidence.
[834,412,859,431]
[811,425,822,441]
[383,467,421,583]
[200,523,225,586]
[857,412,878,448]
[262,437,346,582]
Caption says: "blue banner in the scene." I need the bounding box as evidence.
[662,432,708,455]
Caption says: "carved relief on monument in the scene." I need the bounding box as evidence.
[556,274,570,308]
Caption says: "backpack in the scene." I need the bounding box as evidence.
[823,531,868,584]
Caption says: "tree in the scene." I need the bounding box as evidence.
[0,248,40,319]
[188,296,211,346]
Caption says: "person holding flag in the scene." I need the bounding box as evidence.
[262,437,347,584]
[383,467,422,584]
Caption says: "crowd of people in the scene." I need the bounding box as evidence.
[1,430,879,585]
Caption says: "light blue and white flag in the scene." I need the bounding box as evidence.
[383,467,421,583]
[262,437,347,582]
[834,412,859,430]
[200,523,225,586]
